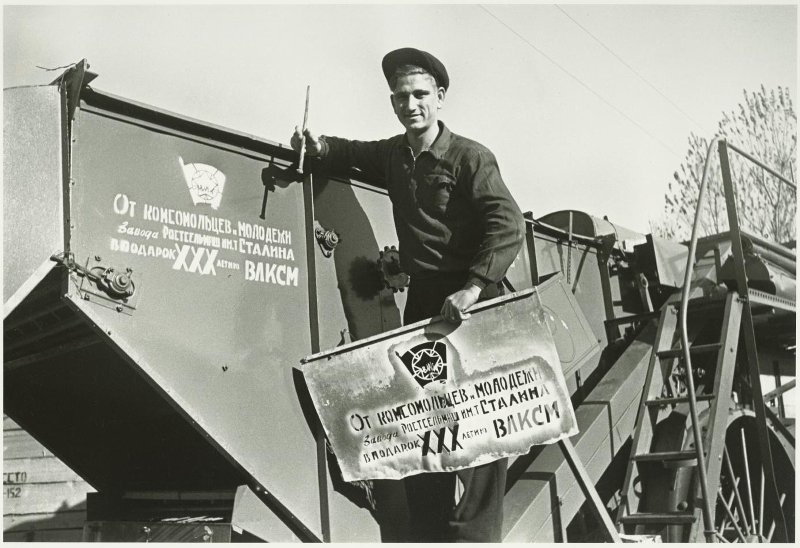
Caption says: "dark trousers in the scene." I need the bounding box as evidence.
[401,272,507,542]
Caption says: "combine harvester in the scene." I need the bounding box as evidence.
[4,62,794,542]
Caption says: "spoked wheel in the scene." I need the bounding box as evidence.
[638,408,794,542]
[712,413,794,543]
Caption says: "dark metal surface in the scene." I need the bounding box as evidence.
[311,174,405,351]
[719,252,796,300]
[84,521,232,542]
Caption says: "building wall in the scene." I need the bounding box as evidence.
[3,416,95,541]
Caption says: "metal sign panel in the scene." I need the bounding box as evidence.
[302,289,578,482]
[68,107,321,536]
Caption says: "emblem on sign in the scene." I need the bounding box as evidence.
[396,341,448,388]
[179,156,226,210]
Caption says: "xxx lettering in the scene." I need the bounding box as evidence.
[417,424,463,456]
[172,244,218,275]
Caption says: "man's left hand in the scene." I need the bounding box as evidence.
[441,284,482,323]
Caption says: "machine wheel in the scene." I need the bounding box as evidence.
[675,409,796,543]
[708,411,794,542]
[636,408,794,542]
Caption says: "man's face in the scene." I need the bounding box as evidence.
[390,73,445,134]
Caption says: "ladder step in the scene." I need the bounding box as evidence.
[605,310,660,326]
[633,450,698,464]
[619,512,697,525]
[669,295,726,308]
[657,343,722,359]
[645,394,715,406]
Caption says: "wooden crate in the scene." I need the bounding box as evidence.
[3,416,95,541]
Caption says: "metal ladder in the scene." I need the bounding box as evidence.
[615,137,730,541]
[616,137,793,542]
[614,291,742,541]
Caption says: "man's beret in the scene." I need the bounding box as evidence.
[382,47,449,91]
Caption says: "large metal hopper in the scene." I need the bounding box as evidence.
[3,64,414,541]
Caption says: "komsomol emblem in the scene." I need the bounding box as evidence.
[396,341,448,388]
[179,156,226,210]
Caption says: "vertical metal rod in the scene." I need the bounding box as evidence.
[739,428,756,535]
[719,140,788,541]
[677,137,720,541]
[772,363,785,419]
[297,85,311,174]
[566,211,573,285]
[766,493,786,542]
[724,446,750,534]
[758,468,765,538]
[302,171,330,541]
[525,220,540,286]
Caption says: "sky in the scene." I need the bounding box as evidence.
[3,2,797,234]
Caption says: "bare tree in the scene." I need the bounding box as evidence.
[652,86,796,245]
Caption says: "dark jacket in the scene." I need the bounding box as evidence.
[317,122,525,289]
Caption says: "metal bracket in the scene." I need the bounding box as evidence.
[377,246,409,293]
[50,58,98,123]
[52,252,140,315]
[313,221,340,258]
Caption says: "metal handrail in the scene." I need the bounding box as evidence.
[726,142,797,192]
[677,137,720,542]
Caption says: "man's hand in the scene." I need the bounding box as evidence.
[441,284,482,323]
[290,126,323,156]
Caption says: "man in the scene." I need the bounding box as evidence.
[291,47,525,542]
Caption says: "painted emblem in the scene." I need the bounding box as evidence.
[396,341,448,388]
[179,156,226,210]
